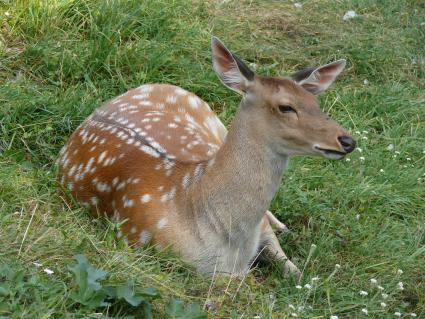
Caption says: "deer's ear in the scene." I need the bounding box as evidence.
[211,37,254,95]
[291,59,346,95]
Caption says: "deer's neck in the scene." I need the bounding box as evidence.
[193,105,288,239]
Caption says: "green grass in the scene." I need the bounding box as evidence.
[1,0,424,317]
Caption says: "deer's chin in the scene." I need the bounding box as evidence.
[313,146,346,160]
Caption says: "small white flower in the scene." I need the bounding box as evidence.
[330,316,339,319]
[312,276,320,282]
[295,285,302,289]
[379,169,384,173]
[382,293,389,299]
[387,144,394,151]
[397,282,404,290]
[355,130,361,134]
[298,306,304,312]
[359,156,365,161]
[33,262,42,267]
[363,79,369,85]
[406,157,411,161]
[380,302,387,308]
[410,313,417,317]
[253,316,260,319]
[343,10,358,21]
[370,278,378,284]
[335,264,341,269]
[359,290,368,296]
[345,158,351,162]
[43,268,54,275]
[362,136,368,140]
[395,151,401,154]
[294,2,302,8]
[397,269,403,275]
[394,312,402,317]
[4,11,10,16]
[356,214,361,220]
[361,308,368,315]
[304,284,312,290]
[362,130,368,134]
[289,304,296,310]
[356,147,363,152]
[249,63,258,70]
[291,313,298,317]
[377,285,384,291]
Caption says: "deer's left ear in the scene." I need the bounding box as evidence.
[291,59,346,95]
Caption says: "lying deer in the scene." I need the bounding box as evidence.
[58,37,355,278]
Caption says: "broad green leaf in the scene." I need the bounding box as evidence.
[165,297,185,317]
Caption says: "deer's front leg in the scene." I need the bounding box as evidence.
[260,216,300,279]
[265,210,289,233]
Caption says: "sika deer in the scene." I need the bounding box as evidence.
[58,37,355,278]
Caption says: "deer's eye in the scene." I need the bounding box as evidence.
[278,105,296,113]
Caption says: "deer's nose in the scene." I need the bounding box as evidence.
[338,136,356,153]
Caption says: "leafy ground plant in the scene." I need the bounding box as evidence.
[0,0,424,318]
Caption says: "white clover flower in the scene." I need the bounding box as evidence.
[335,264,341,269]
[377,285,384,291]
[382,293,389,299]
[43,268,54,275]
[346,158,351,162]
[395,151,401,155]
[380,302,387,308]
[397,269,403,275]
[406,157,411,161]
[397,282,404,290]
[362,130,368,134]
[289,304,296,310]
[304,284,312,290]
[387,144,394,151]
[359,290,368,296]
[355,130,361,134]
[298,306,304,312]
[312,276,320,282]
[394,312,402,317]
[356,147,363,152]
[361,308,368,315]
[33,262,42,267]
[379,169,384,173]
[363,79,369,85]
[330,316,339,319]
[410,313,417,317]
[291,313,298,317]
[4,11,10,16]
[359,156,365,161]
[294,2,302,8]
[295,285,302,289]
[370,278,378,284]
[356,214,361,220]
[362,136,368,140]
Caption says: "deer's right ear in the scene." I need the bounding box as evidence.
[211,37,254,95]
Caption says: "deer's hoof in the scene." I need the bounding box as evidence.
[283,260,301,280]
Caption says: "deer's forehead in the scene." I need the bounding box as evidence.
[257,76,318,107]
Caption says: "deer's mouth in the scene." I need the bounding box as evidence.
[314,146,346,160]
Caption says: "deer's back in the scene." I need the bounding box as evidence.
[58,84,227,249]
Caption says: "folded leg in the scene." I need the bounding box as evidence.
[260,216,300,278]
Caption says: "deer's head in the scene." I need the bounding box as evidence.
[211,37,355,159]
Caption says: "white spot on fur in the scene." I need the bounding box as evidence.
[188,95,200,109]
[157,218,168,229]
[160,187,176,203]
[140,145,160,157]
[139,230,151,244]
[140,194,151,203]
[90,197,99,205]
[166,95,177,104]
[98,151,108,163]
[182,173,190,190]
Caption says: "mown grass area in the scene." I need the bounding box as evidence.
[0,0,424,318]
